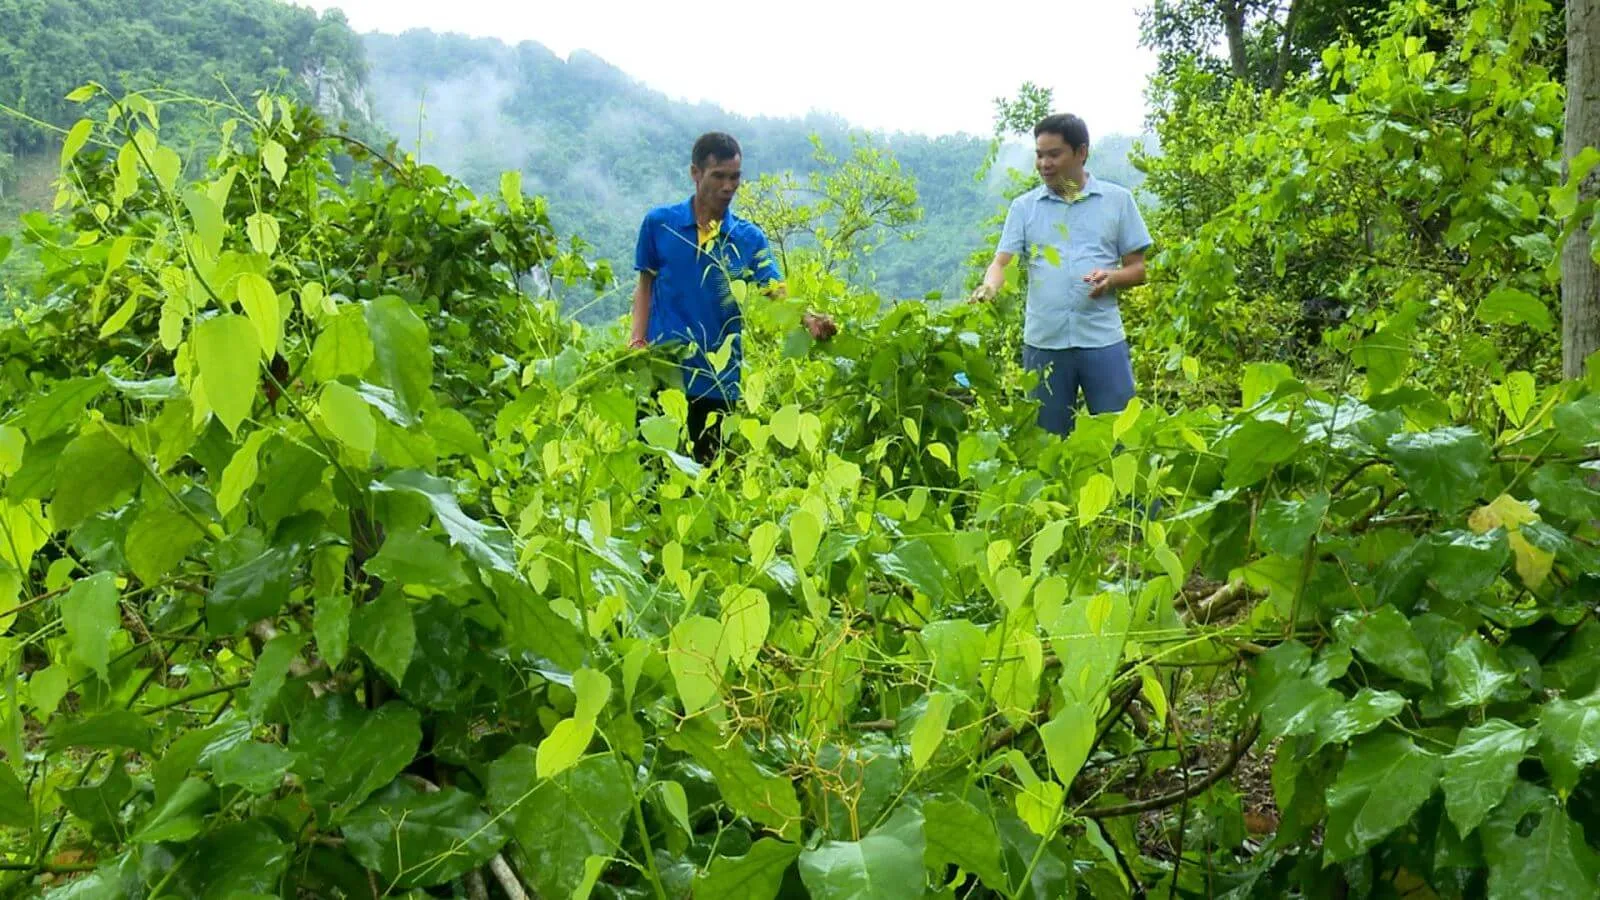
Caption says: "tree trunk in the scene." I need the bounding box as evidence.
[1222,0,1251,80]
[1565,0,1600,379]
[1270,0,1304,93]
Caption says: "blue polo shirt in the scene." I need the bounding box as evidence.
[635,197,781,402]
[998,176,1153,350]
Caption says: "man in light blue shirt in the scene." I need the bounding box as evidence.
[972,114,1153,436]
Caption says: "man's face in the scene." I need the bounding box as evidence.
[1035,133,1087,184]
[692,154,742,211]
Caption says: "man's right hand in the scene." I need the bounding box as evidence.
[629,336,648,350]
[969,283,998,303]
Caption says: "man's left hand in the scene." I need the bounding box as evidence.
[1084,269,1116,298]
[804,312,838,341]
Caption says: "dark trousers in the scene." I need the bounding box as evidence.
[1022,341,1137,436]
[685,393,731,466]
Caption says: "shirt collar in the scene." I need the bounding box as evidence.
[1038,174,1103,203]
[671,196,733,231]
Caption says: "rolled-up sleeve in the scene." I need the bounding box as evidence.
[998,197,1026,255]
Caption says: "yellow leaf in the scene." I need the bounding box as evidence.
[1468,494,1538,534]
[1509,530,1554,590]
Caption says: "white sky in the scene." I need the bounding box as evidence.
[293,0,1158,138]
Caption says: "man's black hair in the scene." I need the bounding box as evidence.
[1034,114,1090,151]
[692,132,741,169]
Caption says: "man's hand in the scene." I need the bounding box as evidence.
[803,312,837,341]
[969,282,998,304]
[629,335,648,350]
[1085,269,1117,298]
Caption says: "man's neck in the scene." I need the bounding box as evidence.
[1047,170,1089,198]
[693,196,726,227]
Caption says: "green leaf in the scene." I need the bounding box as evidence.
[1440,636,1518,709]
[248,632,305,718]
[536,718,594,780]
[1038,702,1094,783]
[668,718,802,841]
[719,586,770,671]
[52,428,143,529]
[194,313,261,436]
[290,695,422,816]
[260,139,287,185]
[209,741,295,795]
[921,619,986,688]
[1429,530,1511,600]
[1482,781,1600,899]
[352,586,416,685]
[60,118,93,168]
[1477,287,1555,333]
[319,382,376,456]
[1443,720,1538,837]
[0,763,32,828]
[47,710,154,753]
[1077,473,1115,525]
[910,692,953,771]
[17,376,107,442]
[235,273,281,361]
[1386,427,1490,513]
[130,777,215,843]
[371,470,516,576]
[366,296,433,419]
[1540,690,1600,793]
[488,748,632,900]
[206,546,294,635]
[1553,394,1600,446]
[366,532,467,590]
[1324,733,1441,863]
[1260,677,1345,741]
[62,572,119,682]
[1220,420,1301,487]
[799,806,927,899]
[667,615,727,715]
[148,145,181,194]
[790,508,822,570]
[1334,607,1433,687]
[694,839,802,900]
[1312,689,1405,751]
[875,539,956,605]
[314,590,352,670]
[771,403,801,449]
[1241,362,1295,407]
[182,185,225,259]
[0,426,23,478]
[310,306,377,385]
[1257,493,1329,555]
[343,780,508,888]
[923,797,1008,892]
[245,212,280,257]
[125,502,205,585]
[215,429,270,517]
[172,820,291,898]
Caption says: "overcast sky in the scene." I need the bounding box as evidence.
[293,1,1159,138]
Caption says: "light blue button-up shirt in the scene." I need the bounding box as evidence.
[998,176,1152,350]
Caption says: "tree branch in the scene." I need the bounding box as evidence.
[1081,718,1263,820]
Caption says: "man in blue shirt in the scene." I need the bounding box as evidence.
[630,132,835,464]
[971,114,1153,436]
